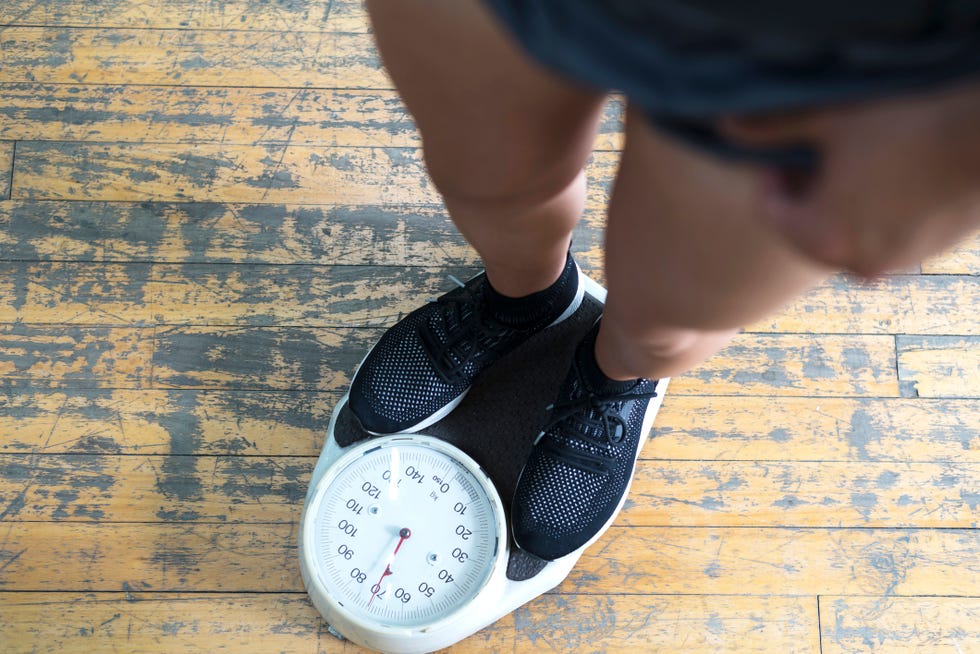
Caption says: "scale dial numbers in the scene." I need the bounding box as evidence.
[307,438,503,629]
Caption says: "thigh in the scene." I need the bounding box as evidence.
[366,0,606,199]
[602,107,831,334]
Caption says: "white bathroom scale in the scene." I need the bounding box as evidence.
[299,275,668,653]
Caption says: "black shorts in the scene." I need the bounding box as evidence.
[483,0,980,170]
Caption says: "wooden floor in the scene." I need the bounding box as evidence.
[1,2,979,652]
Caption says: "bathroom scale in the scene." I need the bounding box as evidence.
[299,275,668,653]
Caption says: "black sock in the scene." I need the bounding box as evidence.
[575,319,641,394]
[484,252,578,329]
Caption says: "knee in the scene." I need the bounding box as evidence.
[420,136,587,208]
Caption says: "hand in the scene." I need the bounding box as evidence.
[718,81,980,277]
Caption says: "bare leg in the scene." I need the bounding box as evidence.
[366,0,606,296]
[598,108,832,381]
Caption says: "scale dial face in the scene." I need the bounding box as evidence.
[303,436,506,630]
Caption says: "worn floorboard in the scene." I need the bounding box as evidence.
[8,142,619,211]
[0,324,905,396]
[0,201,485,266]
[2,393,978,464]
[897,336,980,399]
[821,596,980,653]
[0,83,627,151]
[5,203,977,273]
[0,389,337,456]
[0,593,820,653]
[0,28,387,88]
[2,454,978,528]
[2,523,978,597]
[0,261,976,334]
[0,0,370,32]
[0,142,13,200]
[0,4,977,654]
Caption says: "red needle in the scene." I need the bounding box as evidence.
[368,527,411,607]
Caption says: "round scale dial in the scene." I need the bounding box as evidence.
[302,436,506,630]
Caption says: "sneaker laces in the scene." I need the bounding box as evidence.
[539,382,658,475]
[418,276,517,384]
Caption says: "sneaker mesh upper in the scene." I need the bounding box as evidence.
[349,271,580,434]
[513,369,657,559]
[354,308,470,429]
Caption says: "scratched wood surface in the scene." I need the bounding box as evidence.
[0,3,978,654]
[0,84,627,151]
[1,0,369,31]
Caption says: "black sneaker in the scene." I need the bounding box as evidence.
[349,259,585,435]
[511,328,659,560]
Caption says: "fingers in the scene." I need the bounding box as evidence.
[724,102,940,276]
[756,168,857,272]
